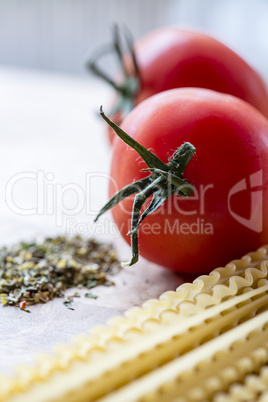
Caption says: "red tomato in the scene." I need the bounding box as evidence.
[103,27,268,143]
[109,88,268,273]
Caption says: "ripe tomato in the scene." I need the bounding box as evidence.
[89,26,268,144]
[107,88,268,273]
[134,27,268,113]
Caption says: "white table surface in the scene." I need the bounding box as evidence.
[0,67,190,375]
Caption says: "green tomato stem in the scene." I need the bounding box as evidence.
[96,109,196,267]
[86,25,140,123]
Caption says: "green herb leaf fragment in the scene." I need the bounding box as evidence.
[85,293,98,299]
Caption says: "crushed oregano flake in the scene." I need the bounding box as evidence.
[0,235,121,309]
[85,293,98,299]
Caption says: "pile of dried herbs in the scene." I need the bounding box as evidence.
[0,235,121,310]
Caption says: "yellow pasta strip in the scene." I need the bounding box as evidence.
[99,312,268,402]
[214,366,268,401]
[0,245,268,402]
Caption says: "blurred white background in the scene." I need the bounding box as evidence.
[0,0,268,79]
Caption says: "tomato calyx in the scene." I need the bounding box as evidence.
[86,25,140,122]
[95,107,196,267]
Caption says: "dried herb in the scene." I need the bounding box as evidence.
[85,293,98,299]
[63,296,75,311]
[0,235,121,309]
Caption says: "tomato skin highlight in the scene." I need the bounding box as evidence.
[109,88,268,273]
[107,27,268,143]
